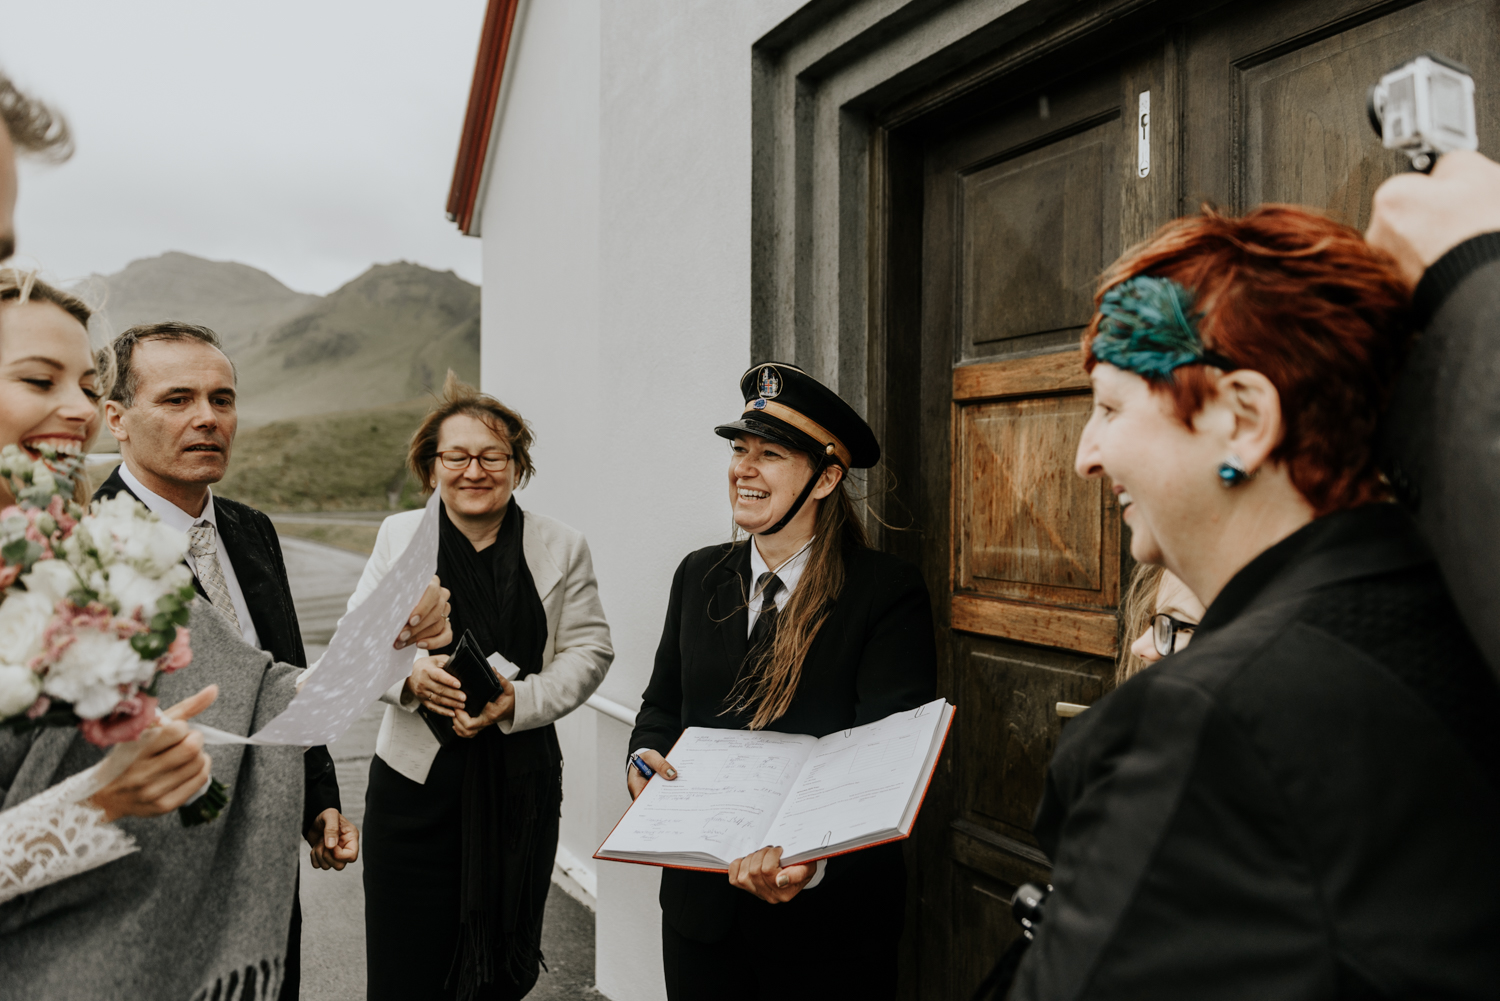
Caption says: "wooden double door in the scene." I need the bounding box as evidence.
[874,0,1500,997]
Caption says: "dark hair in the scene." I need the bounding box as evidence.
[0,71,72,161]
[1082,204,1413,517]
[408,371,536,490]
[109,321,228,408]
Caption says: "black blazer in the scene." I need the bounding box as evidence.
[95,467,340,832]
[1011,505,1500,1000]
[631,540,937,942]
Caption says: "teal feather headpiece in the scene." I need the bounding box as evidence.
[1090,275,1235,379]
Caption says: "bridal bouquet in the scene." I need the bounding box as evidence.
[0,446,223,824]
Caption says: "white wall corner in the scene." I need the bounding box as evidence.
[552,843,599,912]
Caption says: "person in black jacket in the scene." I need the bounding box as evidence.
[1371,149,1500,682]
[629,362,936,1001]
[98,320,451,1001]
[1005,205,1500,999]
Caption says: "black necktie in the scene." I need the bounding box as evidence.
[749,572,784,654]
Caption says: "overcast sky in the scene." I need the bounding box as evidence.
[3,0,487,295]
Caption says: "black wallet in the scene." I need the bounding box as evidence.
[417,629,506,746]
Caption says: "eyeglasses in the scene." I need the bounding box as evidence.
[1151,613,1197,657]
[437,450,512,472]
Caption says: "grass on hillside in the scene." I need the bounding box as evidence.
[215,401,430,512]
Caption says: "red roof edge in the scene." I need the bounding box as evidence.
[446,0,522,236]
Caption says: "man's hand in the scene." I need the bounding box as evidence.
[453,674,516,738]
[405,655,464,717]
[305,808,359,871]
[727,845,815,904]
[626,749,677,800]
[395,576,452,651]
[1367,150,1500,288]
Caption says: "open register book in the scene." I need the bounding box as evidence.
[595,698,954,872]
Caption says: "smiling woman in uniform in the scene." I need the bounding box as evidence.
[629,362,937,1001]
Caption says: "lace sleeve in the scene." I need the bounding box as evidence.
[0,762,138,904]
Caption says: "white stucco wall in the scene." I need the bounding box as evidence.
[476,1,806,997]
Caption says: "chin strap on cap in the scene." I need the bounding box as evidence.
[758,454,830,536]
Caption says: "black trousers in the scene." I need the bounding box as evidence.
[661,864,904,1001]
[364,745,468,1001]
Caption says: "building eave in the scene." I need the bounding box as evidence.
[445,0,522,237]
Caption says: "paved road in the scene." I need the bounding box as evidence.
[279,536,597,1000]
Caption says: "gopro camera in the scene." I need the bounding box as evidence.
[1368,53,1478,172]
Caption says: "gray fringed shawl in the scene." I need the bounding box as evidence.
[0,599,304,1000]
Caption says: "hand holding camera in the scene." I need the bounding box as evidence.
[1367,150,1500,288]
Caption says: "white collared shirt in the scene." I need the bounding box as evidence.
[747,537,813,637]
[119,463,260,649]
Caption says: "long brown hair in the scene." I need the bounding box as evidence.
[1116,562,1164,688]
[727,458,868,729]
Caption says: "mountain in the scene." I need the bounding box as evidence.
[234,261,480,425]
[75,253,480,428]
[79,252,320,355]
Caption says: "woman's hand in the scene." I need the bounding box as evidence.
[395,576,452,651]
[87,685,219,823]
[405,655,465,717]
[452,674,516,738]
[727,845,815,904]
[626,749,677,800]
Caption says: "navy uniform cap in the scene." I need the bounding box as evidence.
[714,362,880,469]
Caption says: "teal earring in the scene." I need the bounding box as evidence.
[1217,454,1250,488]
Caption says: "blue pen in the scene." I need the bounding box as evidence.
[629,753,655,780]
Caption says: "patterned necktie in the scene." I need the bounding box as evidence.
[187,523,242,633]
[749,572,784,654]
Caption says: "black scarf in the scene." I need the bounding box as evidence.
[437,498,562,1001]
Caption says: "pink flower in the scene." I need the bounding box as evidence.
[78,692,158,747]
[160,628,193,673]
[25,695,50,719]
[0,564,19,589]
[45,494,76,537]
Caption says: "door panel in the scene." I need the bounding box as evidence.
[1185,0,1500,220]
[961,132,1108,347]
[957,393,1101,594]
[961,648,1106,831]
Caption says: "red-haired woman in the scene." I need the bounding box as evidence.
[1007,206,1500,999]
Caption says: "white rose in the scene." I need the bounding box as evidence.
[42,627,152,719]
[104,563,173,618]
[20,559,80,606]
[0,591,54,666]
[0,663,41,717]
[80,497,187,575]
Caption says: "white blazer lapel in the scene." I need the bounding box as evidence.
[522,515,563,603]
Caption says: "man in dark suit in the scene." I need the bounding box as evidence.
[98,320,355,1001]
